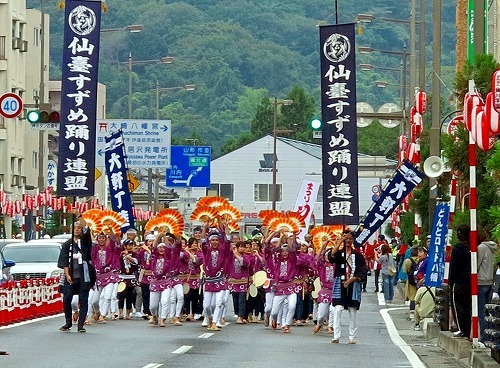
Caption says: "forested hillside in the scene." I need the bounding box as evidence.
[29,0,457,157]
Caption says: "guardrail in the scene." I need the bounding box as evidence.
[0,278,62,326]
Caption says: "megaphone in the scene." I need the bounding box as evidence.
[423,156,444,178]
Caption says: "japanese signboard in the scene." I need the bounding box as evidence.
[166,146,211,187]
[353,161,424,247]
[425,203,450,287]
[57,0,101,197]
[104,130,135,232]
[96,119,171,168]
[47,159,57,189]
[292,179,320,240]
[319,23,359,225]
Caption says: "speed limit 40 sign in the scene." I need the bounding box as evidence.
[0,93,23,119]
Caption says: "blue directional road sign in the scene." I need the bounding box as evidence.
[166,146,211,187]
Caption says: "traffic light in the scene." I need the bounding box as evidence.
[311,117,322,139]
[26,109,41,123]
[310,117,322,130]
[433,285,450,331]
[26,110,60,124]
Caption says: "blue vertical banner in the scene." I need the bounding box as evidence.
[57,0,101,197]
[319,23,359,226]
[104,130,135,232]
[353,161,424,247]
[425,203,450,287]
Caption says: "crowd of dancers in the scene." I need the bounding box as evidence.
[58,216,366,343]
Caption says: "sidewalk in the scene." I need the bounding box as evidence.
[386,281,497,368]
[386,286,466,368]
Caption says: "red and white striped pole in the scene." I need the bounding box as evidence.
[414,213,421,241]
[469,129,478,346]
[443,174,457,284]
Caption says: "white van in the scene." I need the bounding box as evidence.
[1,242,63,281]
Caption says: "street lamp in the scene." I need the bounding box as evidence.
[356,4,424,107]
[100,24,144,34]
[358,45,408,132]
[149,82,196,212]
[124,53,175,119]
[272,98,293,211]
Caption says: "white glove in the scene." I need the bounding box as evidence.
[493,292,499,299]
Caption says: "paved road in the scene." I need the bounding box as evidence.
[0,282,430,368]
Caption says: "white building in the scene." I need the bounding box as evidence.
[175,135,397,235]
[0,1,49,237]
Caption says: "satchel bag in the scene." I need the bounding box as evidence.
[388,256,397,277]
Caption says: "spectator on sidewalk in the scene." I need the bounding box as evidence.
[477,227,498,342]
[449,224,471,339]
[415,245,429,289]
[402,245,419,320]
[413,286,436,331]
[375,243,396,304]
[374,235,387,292]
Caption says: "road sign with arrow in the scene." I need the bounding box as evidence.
[95,119,171,168]
[166,146,211,188]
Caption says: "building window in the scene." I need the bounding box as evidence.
[17,158,23,176]
[207,183,234,201]
[254,183,282,202]
[19,22,24,40]
[32,151,38,169]
[34,27,40,46]
[12,20,17,40]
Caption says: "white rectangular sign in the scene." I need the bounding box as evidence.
[293,179,320,240]
[95,119,171,168]
[30,123,60,130]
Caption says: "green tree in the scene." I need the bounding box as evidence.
[280,86,316,135]
[454,54,500,99]
[250,97,273,137]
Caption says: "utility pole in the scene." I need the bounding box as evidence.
[409,0,417,107]
[38,1,46,192]
[419,0,426,89]
[429,0,442,225]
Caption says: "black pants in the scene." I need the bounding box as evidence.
[295,293,312,320]
[118,285,135,310]
[62,278,90,329]
[451,283,471,336]
[184,287,203,315]
[140,284,151,315]
[374,269,381,291]
[232,292,247,318]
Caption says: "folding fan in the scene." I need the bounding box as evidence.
[190,205,219,222]
[81,209,103,231]
[287,212,306,229]
[267,216,299,234]
[216,204,242,222]
[197,196,229,208]
[82,208,103,218]
[310,225,344,251]
[157,208,184,224]
[258,209,277,220]
[100,222,121,235]
[227,220,240,232]
[99,209,127,227]
[144,216,184,235]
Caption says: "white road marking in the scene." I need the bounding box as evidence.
[377,291,386,305]
[198,332,214,338]
[142,364,163,368]
[172,345,193,354]
[0,313,62,330]
[380,308,426,368]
